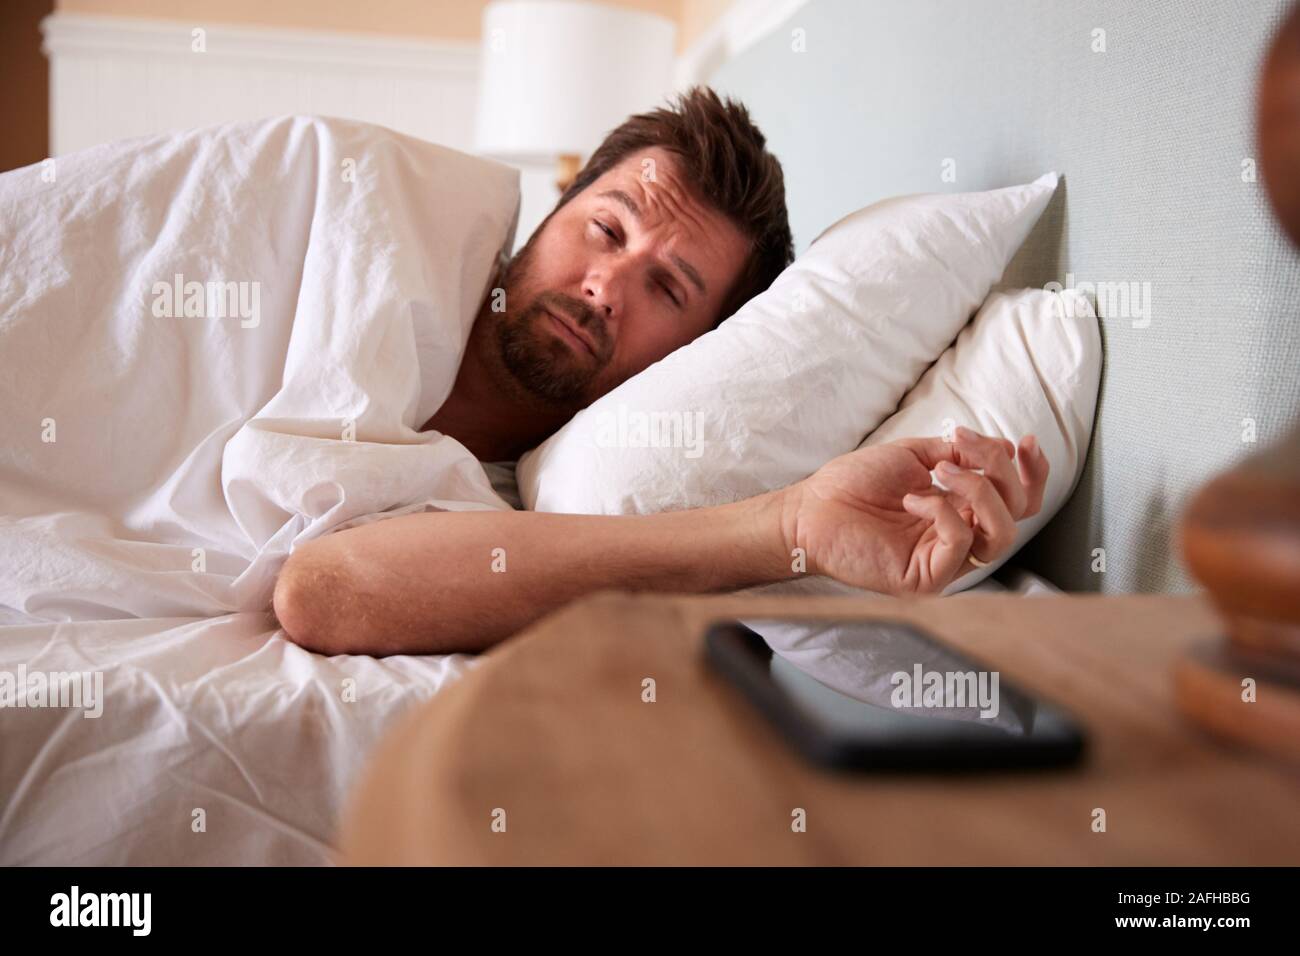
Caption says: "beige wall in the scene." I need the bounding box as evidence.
[55,0,733,51]
[679,0,732,48]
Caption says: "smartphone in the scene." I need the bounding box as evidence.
[704,618,1086,772]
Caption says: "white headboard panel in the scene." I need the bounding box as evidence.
[41,11,556,247]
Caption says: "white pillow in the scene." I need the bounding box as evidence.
[867,286,1100,589]
[518,174,1059,513]
[729,286,1100,603]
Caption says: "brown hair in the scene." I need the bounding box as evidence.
[551,85,794,326]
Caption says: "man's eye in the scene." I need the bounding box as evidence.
[590,219,678,307]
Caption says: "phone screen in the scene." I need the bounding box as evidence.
[707,618,1085,769]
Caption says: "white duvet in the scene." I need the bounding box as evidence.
[0,116,521,863]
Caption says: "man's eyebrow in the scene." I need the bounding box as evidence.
[670,253,706,296]
[598,189,641,220]
[597,189,707,296]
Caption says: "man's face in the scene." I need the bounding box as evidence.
[486,147,751,413]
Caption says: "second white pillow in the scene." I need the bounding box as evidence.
[739,286,1101,604]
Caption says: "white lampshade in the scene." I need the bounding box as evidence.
[474,0,678,164]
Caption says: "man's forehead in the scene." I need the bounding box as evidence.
[603,146,683,189]
[591,148,747,259]
[596,150,714,224]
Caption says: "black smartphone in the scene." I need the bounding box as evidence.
[704,618,1086,772]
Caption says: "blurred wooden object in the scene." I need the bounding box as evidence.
[1174,2,1300,758]
[1180,421,1300,655]
[1259,0,1300,246]
[1178,421,1300,760]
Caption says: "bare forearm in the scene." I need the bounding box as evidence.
[273,491,796,655]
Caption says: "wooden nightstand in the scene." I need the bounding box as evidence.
[338,591,1300,865]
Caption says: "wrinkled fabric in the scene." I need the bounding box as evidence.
[0,115,521,620]
[0,116,521,863]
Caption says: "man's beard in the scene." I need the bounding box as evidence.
[491,243,610,410]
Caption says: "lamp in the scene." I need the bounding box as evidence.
[474,0,678,194]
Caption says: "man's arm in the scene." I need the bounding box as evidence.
[273,428,1047,656]
[273,490,796,656]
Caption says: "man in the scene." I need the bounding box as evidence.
[273,87,1048,656]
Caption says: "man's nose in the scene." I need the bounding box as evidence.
[582,267,623,324]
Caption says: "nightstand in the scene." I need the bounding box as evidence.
[338,590,1300,865]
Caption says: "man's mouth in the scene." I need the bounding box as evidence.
[544,306,598,358]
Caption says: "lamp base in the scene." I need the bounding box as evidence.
[556,153,582,195]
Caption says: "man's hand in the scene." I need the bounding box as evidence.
[780,426,1049,595]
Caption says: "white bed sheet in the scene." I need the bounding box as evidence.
[0,613,476,865]
[0,116,522,865]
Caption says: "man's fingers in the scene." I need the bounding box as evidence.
[894,435,964,470]
[895,429,1049,522]
[1016,434,1050,518]
[953,426,1027,518]
[935,463,1017,561]
[902,491,973,589]
[897,430,1011,468]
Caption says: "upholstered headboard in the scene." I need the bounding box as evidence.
[708,0,1300,592]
